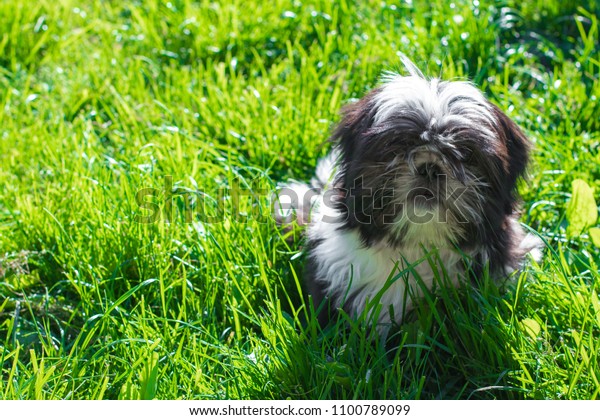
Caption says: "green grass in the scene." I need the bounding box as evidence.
[1,0,599,400]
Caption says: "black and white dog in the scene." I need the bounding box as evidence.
[276,59,542,329]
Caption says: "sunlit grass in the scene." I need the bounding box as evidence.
[0,0,599,399]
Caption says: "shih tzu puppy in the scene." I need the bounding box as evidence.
[276,58,542,330]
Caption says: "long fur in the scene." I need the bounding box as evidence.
[277,62,542,330]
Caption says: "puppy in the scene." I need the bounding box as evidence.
[276,59,542,330]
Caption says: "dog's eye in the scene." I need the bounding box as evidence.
[463,149,475,163]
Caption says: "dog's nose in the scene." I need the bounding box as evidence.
[416,163,442,181]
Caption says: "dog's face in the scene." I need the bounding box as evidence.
[331,74,531,249]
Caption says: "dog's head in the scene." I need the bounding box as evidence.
[331,65,531,249]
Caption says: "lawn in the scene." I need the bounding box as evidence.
[1,0,599,399]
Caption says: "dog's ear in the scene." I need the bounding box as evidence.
[330,89,380,163]
[490,103,531,189]
[487,103,532,216]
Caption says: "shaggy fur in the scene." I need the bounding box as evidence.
[276,59,542,330]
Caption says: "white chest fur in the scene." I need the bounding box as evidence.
[307,195,464,326]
